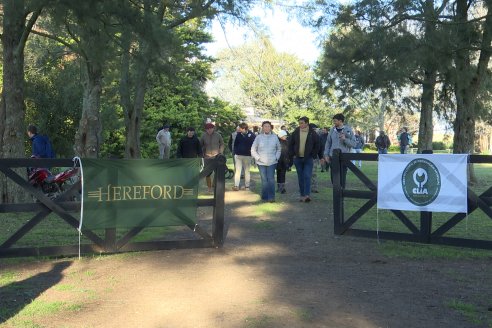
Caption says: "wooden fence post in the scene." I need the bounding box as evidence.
[212,155,226,247]
[332,149,344,235]
[420,150,433,243]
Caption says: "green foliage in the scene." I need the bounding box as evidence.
[432,141,448,150]
[24,35,82,158]
[141,76,244,159]
[210,36,335,124]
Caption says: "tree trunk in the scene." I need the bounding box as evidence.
[121,0,156,159]
[120,33,150,159]
[74,60,103,158]
[452,0,492,183]
[417,1,437,153]
[377,96,387,131]
[1,0,28,203]
[417,71,436,153]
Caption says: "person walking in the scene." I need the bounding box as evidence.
[27,125,55,158]
[323,113,356,189]
[200,123,224,193]
[289,117,321,203]
[352,130,364,168]
[232,123,255,191]
[176,127,202,158]
[309,123,321,193]
[228,125,241,168]
[319,127,329,172]
[398,127,410,154]
[276,129,290,194]
[375,131,391,154]
[156,124,171,159]
[251,121,281,202]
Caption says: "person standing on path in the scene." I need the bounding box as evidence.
[398,127,410,154]
[251,121,281,202]
[232,123,255,191]
[156,124,172,159]
[289,116,321,203]
[200,123,224,193]
[228,125,241,169]
[375,130,391,154]
[276,129,290,194]
[323,113,356,189]
[319,127,329,173]
[176,127,202,158]
[352,130,364,168]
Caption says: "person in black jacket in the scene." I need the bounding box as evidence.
[232,123,255,191]
[176,127,202,158]
[276,129,290,193]
[288,116,322,203]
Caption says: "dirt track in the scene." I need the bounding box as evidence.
[1,172,492,328]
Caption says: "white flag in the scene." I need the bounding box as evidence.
[377,154,467,213]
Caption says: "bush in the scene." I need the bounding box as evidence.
[389,145,400,152]
[432,141,447,150]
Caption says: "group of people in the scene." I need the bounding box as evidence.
[375,127,413,154]
[157,115,417,203]
[156,122,225,193]
[228,113,357,203]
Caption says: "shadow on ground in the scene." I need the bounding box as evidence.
[0,261,72,324]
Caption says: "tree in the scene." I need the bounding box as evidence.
[452,0,492,156]
[313,0,453,152]
[210,37,329,125]
[1,0,45,202]
[24,34,83,158]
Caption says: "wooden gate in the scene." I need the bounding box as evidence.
[0,156,226,257]
[331,149,492,249]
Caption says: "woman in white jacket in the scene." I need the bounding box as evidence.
[251,121,281,202]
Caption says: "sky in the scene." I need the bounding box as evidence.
[205,6,322,65]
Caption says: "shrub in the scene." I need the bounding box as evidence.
[432,141,447,150]
[363,143,377,151]
[389,145,400,152]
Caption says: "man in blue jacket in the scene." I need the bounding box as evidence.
[232,123,255,191]
[27,125,55,158]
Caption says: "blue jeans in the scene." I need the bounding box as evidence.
[293,157,314,197]
[258,164,276,201]
[378,148,388,154]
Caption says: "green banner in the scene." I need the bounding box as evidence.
[80,158,201,229]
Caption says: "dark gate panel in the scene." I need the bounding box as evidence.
[0,156,227,257]
[331,149,492,249]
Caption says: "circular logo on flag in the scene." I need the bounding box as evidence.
[402,158,441,206]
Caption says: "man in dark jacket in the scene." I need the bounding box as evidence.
[319,127,329,172]
[398,127,410,154]
[276,130,290,193]
[27,125,55,158]
[232,123,255,191]
[375,131,391,154]
[176,127,202,158]
[288,116,322,203]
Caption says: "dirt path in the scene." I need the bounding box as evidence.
[1,172,492,328]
